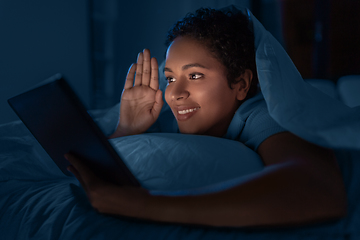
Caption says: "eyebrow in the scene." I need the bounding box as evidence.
[164,63,209,73]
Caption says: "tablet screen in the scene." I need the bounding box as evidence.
[8,75,140,187]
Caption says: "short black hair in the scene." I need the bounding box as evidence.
[165,7,258,100]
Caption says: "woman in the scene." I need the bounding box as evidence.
[66,7,346,227]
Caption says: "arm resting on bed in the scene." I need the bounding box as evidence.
[67,132,347,227]
[138,132,347,227]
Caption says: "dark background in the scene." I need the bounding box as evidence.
[1,0,359,124]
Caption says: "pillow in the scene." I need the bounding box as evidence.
[252,9,360,149]
[110,133,263,194]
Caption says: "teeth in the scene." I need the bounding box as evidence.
[178,107,200,115]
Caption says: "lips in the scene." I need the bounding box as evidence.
[174,106,200,121]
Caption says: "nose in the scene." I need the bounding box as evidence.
[170,79,190,101]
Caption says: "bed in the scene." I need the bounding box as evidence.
[1,7,360,240]
[1,104,360,240]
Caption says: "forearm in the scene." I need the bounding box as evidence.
[142,161,346,227]
[76,132,347,227]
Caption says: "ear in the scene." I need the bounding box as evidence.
[232,69,253,101]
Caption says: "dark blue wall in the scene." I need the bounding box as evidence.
[0,1,91,124]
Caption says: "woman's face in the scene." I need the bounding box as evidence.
[164,37,245,137]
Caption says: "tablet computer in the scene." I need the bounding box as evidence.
[8,74,140,187]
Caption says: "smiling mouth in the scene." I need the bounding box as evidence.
[178,107,200,115]
[175,107,201,121]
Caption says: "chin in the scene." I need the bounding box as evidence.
[178,126,203,135]
[179,129,197,135]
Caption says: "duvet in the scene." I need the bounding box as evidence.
[1,119,360,240]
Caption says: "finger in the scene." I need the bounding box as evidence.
[134,52,143,86]
[149,57,159,90]
[65,153,97,188]
[67,165,88,191]
[124,63,136,90]
[142,49,151,86]
[151,89,164,119]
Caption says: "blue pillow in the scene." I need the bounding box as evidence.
[110,133,263,193]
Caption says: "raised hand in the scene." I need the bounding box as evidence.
[110,49,163,138]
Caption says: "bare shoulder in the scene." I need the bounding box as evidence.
[257,131,337,167]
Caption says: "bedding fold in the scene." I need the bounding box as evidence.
[249,9,360,150]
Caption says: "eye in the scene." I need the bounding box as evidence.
[166,76,175,84]
[189,73,203,80]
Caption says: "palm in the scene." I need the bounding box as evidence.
[120,85,158,131]
[116,49,163,136]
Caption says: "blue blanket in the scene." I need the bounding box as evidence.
[1,120,359,239]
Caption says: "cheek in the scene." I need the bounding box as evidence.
[201,85,235,110]
[197,85,223,104]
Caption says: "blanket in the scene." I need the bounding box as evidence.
[1,120,359,239]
